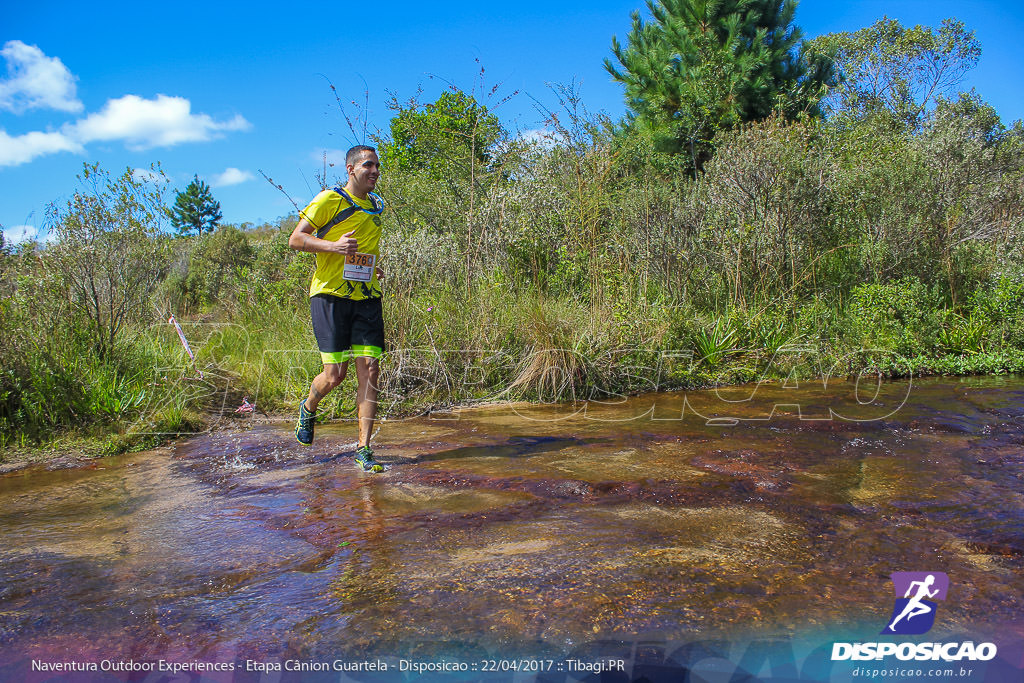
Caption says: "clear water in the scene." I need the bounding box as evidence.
[1,376,1023,667]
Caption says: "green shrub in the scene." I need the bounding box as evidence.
[971,273,1024,348]
[846,277,943,354]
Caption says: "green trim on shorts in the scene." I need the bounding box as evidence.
[351,344,383,359]
[321,350,351,364]
[320,346,382,364]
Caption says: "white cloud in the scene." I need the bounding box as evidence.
[210,167,253,187]
[69,94,251,150]
[518,128,557,149]
[0,127,82,167]
[312,148,347,168]
[0,44,251,167]
[0,40,82,114]
[3,224,38,243]
[132,168,165,184]
[0,94,253,167]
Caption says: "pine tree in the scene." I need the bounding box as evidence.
[605,0,836,169]
[170,176,222,236]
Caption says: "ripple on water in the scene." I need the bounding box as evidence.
[373,483,534,517]
[598,504,798,569]
[301,500,812,649]
[547,445,709,483]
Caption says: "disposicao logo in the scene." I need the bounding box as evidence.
[831,571,998,663]
[882,571,949,635]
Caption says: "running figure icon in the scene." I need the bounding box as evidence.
[887,574,939,632]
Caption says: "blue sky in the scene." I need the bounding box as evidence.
[2,0,1023,242]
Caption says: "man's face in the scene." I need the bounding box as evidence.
[348,151,380,191]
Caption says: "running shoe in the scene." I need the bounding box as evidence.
[354,445,384,473]
[295,401,316,445]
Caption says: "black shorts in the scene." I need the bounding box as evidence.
[310,294,384,364]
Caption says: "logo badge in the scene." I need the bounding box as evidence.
[882,572,949,635]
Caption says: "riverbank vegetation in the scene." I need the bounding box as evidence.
[2,6,1023,455]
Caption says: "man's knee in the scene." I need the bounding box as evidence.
[322,363,347,386]
[356,358,380,390]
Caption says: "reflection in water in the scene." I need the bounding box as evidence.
[1,376,1024,664]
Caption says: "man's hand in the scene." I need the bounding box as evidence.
[288,219,360,256]
[332,230,358,256]
[375,265,386,281]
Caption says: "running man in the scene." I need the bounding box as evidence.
[288,145,386,472]
[887,574,939,632]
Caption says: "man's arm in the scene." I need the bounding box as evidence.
[288,216,358,255]
[903,580,923,598]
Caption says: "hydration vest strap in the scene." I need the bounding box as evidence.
[314,204,358,239]
[335,186,384,213]
[314,186,383,239]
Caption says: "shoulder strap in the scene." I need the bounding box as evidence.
[314,187,359,239]
[338,186,385,213]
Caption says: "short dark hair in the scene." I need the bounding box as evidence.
[346,145,377,167]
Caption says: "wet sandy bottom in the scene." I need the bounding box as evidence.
[1,376,1024,662]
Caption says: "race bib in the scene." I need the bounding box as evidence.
[343,252,376,282]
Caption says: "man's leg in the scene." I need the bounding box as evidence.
[306,361,348,413]
[296,361,348,445]
[354,356,379,448]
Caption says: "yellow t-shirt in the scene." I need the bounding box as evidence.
[301,188,383,300]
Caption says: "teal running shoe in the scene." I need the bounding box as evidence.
[354,445,384,473]
[295,401,316,445]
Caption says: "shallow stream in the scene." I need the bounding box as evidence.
[2,376,1024,674]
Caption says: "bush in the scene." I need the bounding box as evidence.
[701,116,840,306]
[972,273,1024,348]
[46,163,172,361]
[845,277,944,355]
[159,226,255,315]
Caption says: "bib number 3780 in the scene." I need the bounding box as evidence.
[343,252,376,282]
